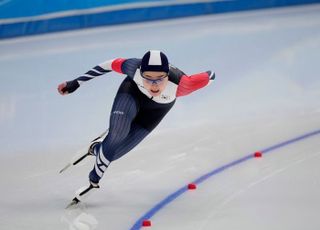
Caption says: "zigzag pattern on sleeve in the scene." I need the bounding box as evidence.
[76,65,112,85]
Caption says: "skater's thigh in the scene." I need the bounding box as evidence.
[111,93,138,117]
[108,92,138,136]
[110,78,140,122]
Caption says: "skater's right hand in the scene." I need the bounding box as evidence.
[57,80,80,95]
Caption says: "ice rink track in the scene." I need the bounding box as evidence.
[0,4,320,230]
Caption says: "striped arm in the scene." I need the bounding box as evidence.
[73,58,138,86]
[74,58,127,84]
[75,64,112,85]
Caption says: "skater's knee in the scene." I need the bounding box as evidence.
[105,128,128,145]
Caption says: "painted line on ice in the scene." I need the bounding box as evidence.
[129,129,320,229]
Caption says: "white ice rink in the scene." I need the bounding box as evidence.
[1,4,320,230]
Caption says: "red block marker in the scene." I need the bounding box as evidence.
[142,220,152,227]
[188,183,197,190]
[254,151,262,158]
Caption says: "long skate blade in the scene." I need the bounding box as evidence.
[72,153,90,166]
[59,163,71,174]
[60,129,108,174]
[59,152,89,174]
[66,198,80,209]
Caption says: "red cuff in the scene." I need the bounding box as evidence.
[111,58,126,73]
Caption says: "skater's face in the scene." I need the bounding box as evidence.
[141,71,169,97]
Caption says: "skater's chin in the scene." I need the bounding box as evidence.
[149,89,161,97]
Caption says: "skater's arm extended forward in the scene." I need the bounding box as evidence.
[175,69,215,97]
[58,58,140,95]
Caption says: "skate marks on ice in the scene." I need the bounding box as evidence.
[0,4,319,230]
[199,149,320,228]
[129,128,320,230]
[61,203,98,230]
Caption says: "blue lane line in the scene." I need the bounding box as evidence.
[261,129,320,154]
[129,128,320,230]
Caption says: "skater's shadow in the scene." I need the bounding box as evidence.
[61,204,99,230]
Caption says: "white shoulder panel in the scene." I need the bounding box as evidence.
[133,69,177,104]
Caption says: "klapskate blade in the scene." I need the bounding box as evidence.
[59,163,71,174]
[66,198,80,209]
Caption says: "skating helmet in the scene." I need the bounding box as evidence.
[140,50,169,73]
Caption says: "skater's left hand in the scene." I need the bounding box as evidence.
[57,80,80,95]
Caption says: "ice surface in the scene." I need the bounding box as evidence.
[0,4,320,230]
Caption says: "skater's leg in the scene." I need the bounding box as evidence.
[89,122,150,182]
[105,123,150,161]
[89,92,138,183]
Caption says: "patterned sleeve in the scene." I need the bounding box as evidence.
[120,58,141,78]
[73,58,141,85]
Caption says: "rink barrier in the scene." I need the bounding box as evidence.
[1,0,320,39]
[129,128,320,229]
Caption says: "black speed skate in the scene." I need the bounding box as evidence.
[66,181,100,208]
[59,130,108,173]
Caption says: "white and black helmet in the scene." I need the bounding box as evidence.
[140,50,169,73]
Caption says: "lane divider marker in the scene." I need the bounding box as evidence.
[131,128,320,229]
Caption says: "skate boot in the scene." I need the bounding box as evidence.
[66,180,100,208]
[87,131,107,156]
